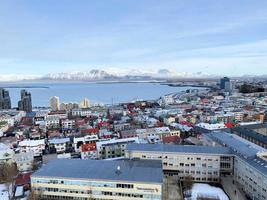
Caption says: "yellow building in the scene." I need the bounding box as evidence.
[31,159,163,200]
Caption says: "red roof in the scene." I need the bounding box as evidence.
[15,172,32,186]
[163,135,180,144]
[225,122,234,128]
[81,143,97,152]
[81,128,99,135]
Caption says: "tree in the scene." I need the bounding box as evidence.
[183,175,194,190]
[28,190,43,200]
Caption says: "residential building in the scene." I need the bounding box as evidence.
[18,90,32,112]
[50,96,60,111]
[14,151,34,172]
[97,137,139,159]
[0,143,14,163]
[48,138,70,154]
[0,88,11,109]
[18,139,45,157]
[232,124,267,149]
[73,135,99,152]
[207,132,267,200]
[31,159,163,200]
[79,98,90,109]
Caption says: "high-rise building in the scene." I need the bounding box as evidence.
[79,98,90,108]
[50,96,60,111]
[220,77,232,92]
[18,89,32,112]
[220,77,230,90]
[0,88,11,109]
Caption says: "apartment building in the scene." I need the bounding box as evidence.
[18,139,45,157]
[207,132,267,200]
[232,124,267,149]
[97,137,139,159]
[0,143,14,163]
[125,143,233,183]
[31,159,163,200]
[48,138,70,154]
[14,151,34,172]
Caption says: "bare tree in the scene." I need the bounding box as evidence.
[0,163,18,199]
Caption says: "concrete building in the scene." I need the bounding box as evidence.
[18,139,45,157]
[0,143,14,163]
[14,151,34,172]
[0,88,11,110]
[18,89,32,113]
[220,77,230,90]
[126,143,233,183]
[73,135,99,152]
[48,138,70,154]
[50,96,60,111]
[232,124,267,149]
[207,132,267,200]
[31,159,163,200]
[79,98,90,109]
[97,137,139,159]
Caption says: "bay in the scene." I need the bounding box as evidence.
[0,81,197,107]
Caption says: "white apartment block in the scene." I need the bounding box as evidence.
[126,143,233,183]
[18,139,46,157]
[97,137,139,159]
[14,151,34,172]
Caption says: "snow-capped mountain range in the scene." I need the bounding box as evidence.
[1,68,264,82]
[42,68,211,81]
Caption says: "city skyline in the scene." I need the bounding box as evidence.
[0,0,267,77]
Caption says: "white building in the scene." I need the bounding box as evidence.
[73,135,99,152]
[0,143,14,163]
[48,138,70,154]
[50,96,60,111]
[96,137,139,159]
[18,139,45,157]
[79,98,90,109]
[126,143,233,182]
[14,151,34,172]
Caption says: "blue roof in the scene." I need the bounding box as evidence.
[48,138,70,144]
[32,159,163,184]
[127,143,231,155]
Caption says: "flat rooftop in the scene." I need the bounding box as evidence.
[32,159,163,184]
[127,143,231,155]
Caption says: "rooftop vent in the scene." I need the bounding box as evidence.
[115,165,121,175]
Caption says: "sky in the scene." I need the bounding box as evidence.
[0,0,267,76]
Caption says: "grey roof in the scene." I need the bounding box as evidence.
[127,143,231,155]
[207,132,266,158]
[207,132,267,176]
[232,126,267,145]
[32,159,162,183]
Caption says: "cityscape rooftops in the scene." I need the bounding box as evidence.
[33,159,163,183]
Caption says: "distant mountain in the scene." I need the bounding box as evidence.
[2,68,265,82]
[41,68,189,81]
[43,70,117,81]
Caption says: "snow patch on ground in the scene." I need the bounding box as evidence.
[0,184,9,200]
[184,183,229,200]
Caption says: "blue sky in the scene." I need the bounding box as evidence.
[0,0,267,76]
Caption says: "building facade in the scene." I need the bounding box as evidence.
[126,143,233,183]
[31,159,163,200]
[18,90,32,113]
[0,88,11,110]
